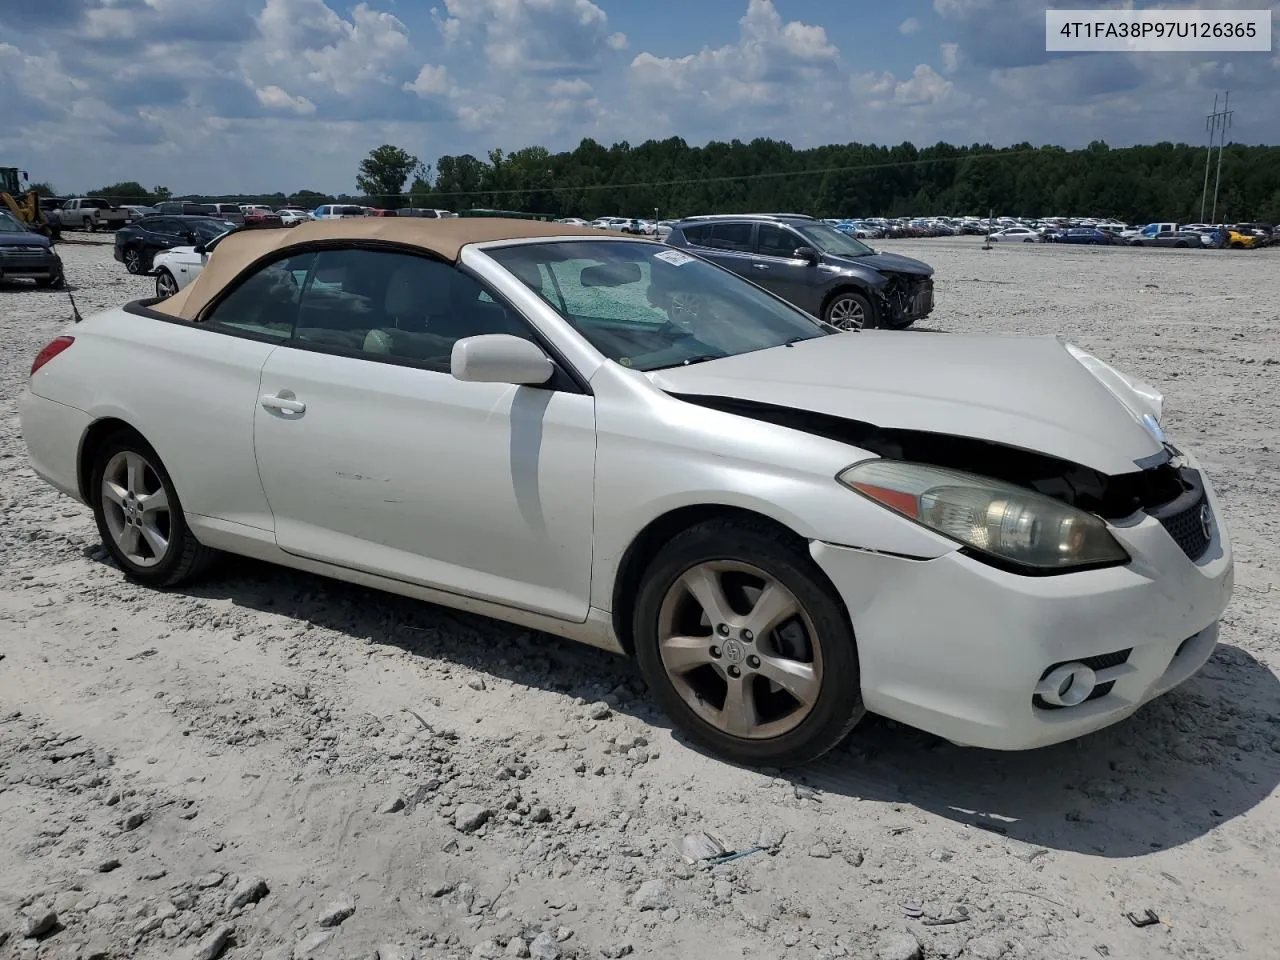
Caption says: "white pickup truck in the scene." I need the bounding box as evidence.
[59,197,131,232]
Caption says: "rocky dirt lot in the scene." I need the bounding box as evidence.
[1,237,1278,960]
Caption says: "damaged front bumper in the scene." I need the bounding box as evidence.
[876,274,934,328]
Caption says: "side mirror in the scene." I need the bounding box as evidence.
[451,334,554,385]
[193,242,207,255]
[793,246,820,263]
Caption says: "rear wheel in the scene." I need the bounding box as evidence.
[90,433,217,587]
[823,290,876,331]
[633,519,864,767]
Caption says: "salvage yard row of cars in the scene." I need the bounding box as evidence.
[18,215,1233,767]
[985,219,1274,248]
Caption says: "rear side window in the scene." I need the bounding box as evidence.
[684,222,752,252]
[203,253,315,341]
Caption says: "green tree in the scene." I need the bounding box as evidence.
[356,144,423,209]
[89,181,152,203]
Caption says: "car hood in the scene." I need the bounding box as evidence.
[649,332,1165,475]
[0,231,51,249]
[830,250,932,277]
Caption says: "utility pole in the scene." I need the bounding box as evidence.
[1209,91,1233,224]
[1200,93,1218,223]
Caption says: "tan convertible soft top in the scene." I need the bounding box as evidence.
[152,217,616,321]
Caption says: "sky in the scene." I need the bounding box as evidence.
[2,0,1277,195]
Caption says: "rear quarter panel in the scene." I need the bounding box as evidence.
[28,309,279,531]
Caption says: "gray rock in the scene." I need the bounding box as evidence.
[224,875,269,912]
[197,872,226,889]
[376,946,419,960]
[455,804,493,833]
[601,945,634,959]
[964,935,1010,960]
[757,825,787,850]
[83,939,111,959]
[471,940,505,959]
[876,931,922,960]
[467,677,487,691]
[506,937,530,957]
[587,702,612,720]
[20,903,57,938]
[121,810,149,831]
[680,831,726,862]
[529,931,561,960]
[808,842,832,859]
[190,923,235,960]
[96,857,122,873]
[293,931,336,959]
[378,795,406,814]
[631,879,673,912]
[317,893,355,927]
[426,879,455,898]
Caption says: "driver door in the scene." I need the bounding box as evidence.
[237,246,598,622]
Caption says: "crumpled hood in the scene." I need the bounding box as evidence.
[649,332,1165,475]
[0,232,50,248]
[833,250,932,277]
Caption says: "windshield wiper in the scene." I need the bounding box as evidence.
[679,354,723,366]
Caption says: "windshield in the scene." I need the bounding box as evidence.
[0,211,30,233]
[791,221,874,257]
[179,218,235,240]
[487,240,830,371]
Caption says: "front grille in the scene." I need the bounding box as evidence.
[0,248,49,261]
[1078,649,1132,672]
[1149,473,1212,561]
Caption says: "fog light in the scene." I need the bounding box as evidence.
[1035,662,1097,707]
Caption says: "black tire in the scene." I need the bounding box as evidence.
[86,219,98,233]
[123,246,143,274]
[822,289,877,331]
[1175,241,1188,248]
[632,518,865,767]
[90,431,218,588]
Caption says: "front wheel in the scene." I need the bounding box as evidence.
[123,247,143,274]
[823,290,876,331]
[633,519,865,767]
[155,268,178,299]
[91,433,217,587]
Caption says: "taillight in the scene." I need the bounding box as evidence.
[31,336,74,376]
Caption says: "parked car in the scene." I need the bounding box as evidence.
[59,197,130,232]
[243,209,283,229]
[113,215,234,275]
[986,226,1039,242]
[276,209,315,227]
[151,224,238,298]
[399,208,459,219]
[666,213,933,330]
[313,204,367,220]
[121,205,160,221]
[0,210,64,287]
[205,204,247,227]
[156,201,219,218]
[18,218,1234,766]
[1049,228,1116,245]
[1224,229,1265,249]
[1128,230,1201,248]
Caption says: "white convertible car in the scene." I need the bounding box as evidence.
[19,219,1233,766]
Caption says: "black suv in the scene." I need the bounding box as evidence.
[113,215,234,274]
[664,214,934,329]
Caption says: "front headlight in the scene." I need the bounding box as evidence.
[837,460,1129,573]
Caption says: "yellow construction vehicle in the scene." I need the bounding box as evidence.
[1,166,60,241]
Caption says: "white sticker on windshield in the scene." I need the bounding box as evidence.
[654,249,695,266]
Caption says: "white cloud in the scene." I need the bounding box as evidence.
[548,77,593,98]
[940,42,961,73]
[403,64,452,97]
[899,17,922,36]
[434,0,625,72]
[255,84,318,114]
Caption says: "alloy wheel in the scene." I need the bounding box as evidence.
[124,249,142,274]
[656,560,823,740]
[827,296,866,330]
[100,450,172,568]
[156,271,178,298]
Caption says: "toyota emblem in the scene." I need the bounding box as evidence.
[1199,503,1213,542]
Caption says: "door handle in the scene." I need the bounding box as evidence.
[260,393,306,414]
[751,263,770,270]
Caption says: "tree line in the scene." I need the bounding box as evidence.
[36,137,1280,224]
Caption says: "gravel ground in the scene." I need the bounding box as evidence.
[2,236,1279,960]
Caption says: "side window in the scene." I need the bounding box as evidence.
[203,253,313,341]
[292,248,534,371]
[681,224,711,246]
[707,222,752,252]
[757,224,801,258]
